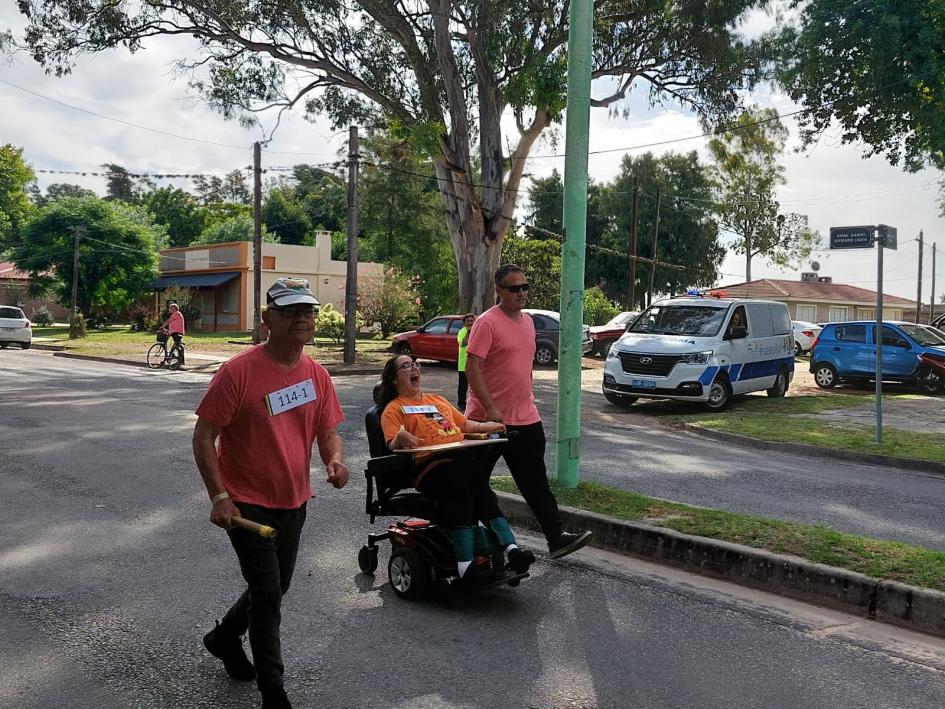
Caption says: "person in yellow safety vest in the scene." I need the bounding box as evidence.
[456,313,476,410]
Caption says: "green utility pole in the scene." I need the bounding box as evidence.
[555,0,594,488]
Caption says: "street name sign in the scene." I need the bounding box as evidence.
[829,225,874,249]
[878,224,897,250]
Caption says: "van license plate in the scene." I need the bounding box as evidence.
[631,379,656,388]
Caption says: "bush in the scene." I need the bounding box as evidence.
[583,286,619,326]
[127,303,154,332]
[31,306,55,326]
[69,312,87,339]
[86,310,112,330]
[315,303,345,344]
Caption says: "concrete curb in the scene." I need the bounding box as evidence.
[677,423,945,477]
[53,351,148,368]
[497,492,945,639]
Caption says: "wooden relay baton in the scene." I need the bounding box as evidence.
[232,516,279,539]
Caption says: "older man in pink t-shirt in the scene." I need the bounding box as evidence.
[466,264,592,560]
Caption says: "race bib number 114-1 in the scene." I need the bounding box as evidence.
[266,379,317,416]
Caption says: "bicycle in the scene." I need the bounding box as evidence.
[147,329,184,370]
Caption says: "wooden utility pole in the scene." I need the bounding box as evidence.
[647,188,661,308]
[252,142,263,343]
[626,176,639,309]
[70,226,82,314]
[343,126,360,364]
[916,229,924,323]
[931,243,937,324]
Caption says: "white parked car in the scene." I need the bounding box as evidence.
[0,306,32,349]
[792,320,822,356]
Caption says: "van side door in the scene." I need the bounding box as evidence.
[722,305,753,393]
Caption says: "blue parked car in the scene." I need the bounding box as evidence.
[810,321,945,390]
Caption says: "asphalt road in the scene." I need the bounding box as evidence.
[2,350,945,709]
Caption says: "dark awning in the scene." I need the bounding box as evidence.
[152,271,240,291]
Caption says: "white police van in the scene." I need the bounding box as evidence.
[602,295,795,410]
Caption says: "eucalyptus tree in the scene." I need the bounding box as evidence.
[17,0,775,310]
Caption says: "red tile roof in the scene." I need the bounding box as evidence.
[0,262,29,280]
[713,279,914,306]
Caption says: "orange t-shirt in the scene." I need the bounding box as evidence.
[464,305,540,425]
[380,393,466,456]
[195,345,345,509]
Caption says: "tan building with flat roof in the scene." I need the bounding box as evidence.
[153,232,384,331]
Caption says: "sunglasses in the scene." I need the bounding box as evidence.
[397,361,421,372]
[498,282,529,293]
[272,305,317,318]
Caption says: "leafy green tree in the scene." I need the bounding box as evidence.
[12,196,165,315]
[193,171,251,205]
[708,108,819,281]
[292,166,347,233]
[359,266,421,337]
[101,163,153,203]
[356,131,457,318]
[15,0,776,312]
[500,237,561,311]
[0,144,36,250]
[145,187,208,248]
[780,0,945,172]
[194,214,278,245]
[31,182,97,207]
[314,303,346,344]
[597,152,724,308]
[262,185,311,246]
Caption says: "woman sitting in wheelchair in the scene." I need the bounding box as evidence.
[377,354,535,585]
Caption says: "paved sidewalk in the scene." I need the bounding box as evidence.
[800,397,945,434]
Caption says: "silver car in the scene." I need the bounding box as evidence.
[0,306,32,349]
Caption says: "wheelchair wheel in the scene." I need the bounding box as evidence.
[358,545,379,574]
[388,548,429,600]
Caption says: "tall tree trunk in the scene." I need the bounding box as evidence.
[746,250,752,282]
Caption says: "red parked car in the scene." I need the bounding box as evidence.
[391,315,466,363]
[587,311,638,356]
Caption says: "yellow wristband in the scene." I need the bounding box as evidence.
[211,491,230,505]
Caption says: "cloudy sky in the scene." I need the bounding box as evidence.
[1,3,941,305]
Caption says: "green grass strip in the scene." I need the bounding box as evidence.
[492,476,945,591]
[663,394,945,464]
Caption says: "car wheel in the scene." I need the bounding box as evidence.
[794,341,802,356]
[20,341,31,350]
[813,363,838,389]
[395,341,412,356]
[704,375,731,411]
[535,343,555,366]
[917,370,944,396]
[0,343,8,349]
[598,339,615,358]
[603,390,638,407]
[388,548,429,600]
[766,367,788,398]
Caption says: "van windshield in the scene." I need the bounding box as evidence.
[627,305,727,337]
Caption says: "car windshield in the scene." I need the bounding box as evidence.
[0,306,24,319]
[899,323,945,346]
[627,304,727,337]
[606,312,635,328]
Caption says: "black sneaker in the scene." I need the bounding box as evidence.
[506,547,536,574]
[261,686,292,709]
[548,530,592,559]
[203,622,255,681]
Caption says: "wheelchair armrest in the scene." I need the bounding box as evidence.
[364,454,414,521]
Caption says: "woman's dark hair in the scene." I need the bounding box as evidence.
[376,355,412,409]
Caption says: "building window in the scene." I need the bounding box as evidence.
[827,306,849,322]
[262,256,276,270]
[856,308,874,320]
[795,304,817,322]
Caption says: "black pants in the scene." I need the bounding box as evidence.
[482,421,563,542]
[457,371,468,410]
[171,333,185,364]
[415,456,502,528]
[219,501,306,691]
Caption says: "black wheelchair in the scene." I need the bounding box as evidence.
[357,404,528,600]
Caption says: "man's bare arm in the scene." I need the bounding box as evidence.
[192,417,239,528]
[317,426,349,489]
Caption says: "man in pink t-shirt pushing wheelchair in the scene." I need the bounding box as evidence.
[465,264,592,560]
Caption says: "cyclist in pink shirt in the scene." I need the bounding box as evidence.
[160,302,186,365]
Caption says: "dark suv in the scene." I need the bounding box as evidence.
[810,321,945,388]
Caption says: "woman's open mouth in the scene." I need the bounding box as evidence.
[409,373,420,385]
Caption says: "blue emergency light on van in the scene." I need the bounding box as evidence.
[602,297,795,410]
